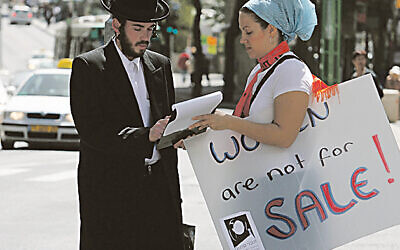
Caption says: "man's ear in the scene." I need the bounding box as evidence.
[112,18,121,35]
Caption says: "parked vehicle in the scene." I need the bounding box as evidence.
[9,5,33,25]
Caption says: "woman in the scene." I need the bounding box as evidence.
[188,0,318,148]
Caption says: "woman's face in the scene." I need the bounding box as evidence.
[238,12,277,59]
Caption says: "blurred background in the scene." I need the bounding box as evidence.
[1,0,400,100]
[2,1,400,249]
[1,0,400,109]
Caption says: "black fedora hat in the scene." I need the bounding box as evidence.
[101,0,170,22]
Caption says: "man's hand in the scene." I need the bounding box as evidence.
[149,116,170,142]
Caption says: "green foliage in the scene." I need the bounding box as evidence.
[166,0,194,52]
[173,0,194,30]
[202,0,226,24]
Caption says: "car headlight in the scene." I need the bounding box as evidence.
[28,63,35,70]
[9,111,24,120]
[65,113,74,122]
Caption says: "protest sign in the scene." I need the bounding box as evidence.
[185,75,400,250]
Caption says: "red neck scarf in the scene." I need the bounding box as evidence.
[233,41,290,117]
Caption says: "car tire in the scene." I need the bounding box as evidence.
[26,22,31,25]
[1,140,14,150]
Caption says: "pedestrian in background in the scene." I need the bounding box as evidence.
[201,55,210,85]
[177,52,190,83]
[44,4,52,26]
[385,65,400,90]
[351,50,384,98]
[69,0,184,249]
[183,0,320,149]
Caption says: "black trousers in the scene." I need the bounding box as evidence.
[78,161,183,250]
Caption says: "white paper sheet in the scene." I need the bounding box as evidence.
[163,91,223,136]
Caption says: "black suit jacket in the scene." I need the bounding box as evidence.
[70,41,182,249]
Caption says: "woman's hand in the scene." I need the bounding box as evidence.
[190,110,230,131]
[173,139,186,150]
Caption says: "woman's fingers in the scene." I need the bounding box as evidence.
[173,139,186,150]
[189,120,208,130]
[192,114,211,121]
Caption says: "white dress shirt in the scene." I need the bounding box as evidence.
[113,39,160,165]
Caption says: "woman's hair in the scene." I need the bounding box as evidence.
[240,7,283,42]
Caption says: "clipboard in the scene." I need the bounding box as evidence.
[157,91,223,150]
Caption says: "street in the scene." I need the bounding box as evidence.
[2,18,54,73]
[1,16,400,250]
[1,128,400,250]
[0,148,222,250]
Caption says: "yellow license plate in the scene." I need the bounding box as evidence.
[30,125,58,133]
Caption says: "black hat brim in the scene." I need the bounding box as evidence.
[101,0,170,22]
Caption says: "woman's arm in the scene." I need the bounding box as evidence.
[190,91,309,148]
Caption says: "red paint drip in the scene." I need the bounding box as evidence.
[372,134,395,184]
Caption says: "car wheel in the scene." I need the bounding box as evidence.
[26,22,31,25]
[1,140,14,150]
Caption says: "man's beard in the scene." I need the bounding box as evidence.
[118,27,149,59]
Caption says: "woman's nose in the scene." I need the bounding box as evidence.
[240,36,246,44]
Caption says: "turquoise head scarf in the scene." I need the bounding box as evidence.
[243,0,317,42]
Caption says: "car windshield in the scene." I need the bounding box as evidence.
[17,73,70,97]
[32,54,52,59]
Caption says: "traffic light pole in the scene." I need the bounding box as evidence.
[320,0,342,84]
[0,0,3,69]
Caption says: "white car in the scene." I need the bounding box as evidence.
[9,5,33,25]
[27,50,55,70]
[0,82,9,117]
[0,68,79,149]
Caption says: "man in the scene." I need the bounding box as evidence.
[69,0,183,249]
[351,50,384,98]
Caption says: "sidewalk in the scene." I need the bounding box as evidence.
[31,17,56,36]
[172,73,238,109]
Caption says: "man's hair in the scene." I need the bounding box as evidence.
[112,14,127,29]
[352,50,367,60]
[111,15,157,38]
[240,7,283,42]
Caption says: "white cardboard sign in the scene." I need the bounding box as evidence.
[185,75,400,250]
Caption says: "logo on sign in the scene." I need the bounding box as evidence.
[221,211,264,250]
[224,214,254,247]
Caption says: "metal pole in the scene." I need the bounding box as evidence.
[328,0,335,83]
[336,0,342,83]
[0,0,3,69]
[320,0,326,80]
[170,34,174,57]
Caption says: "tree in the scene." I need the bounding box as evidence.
[368,0,393,82]
[222,0,247,102]
[191,0,205,97]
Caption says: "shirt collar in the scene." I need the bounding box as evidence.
[113,38,141,71]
